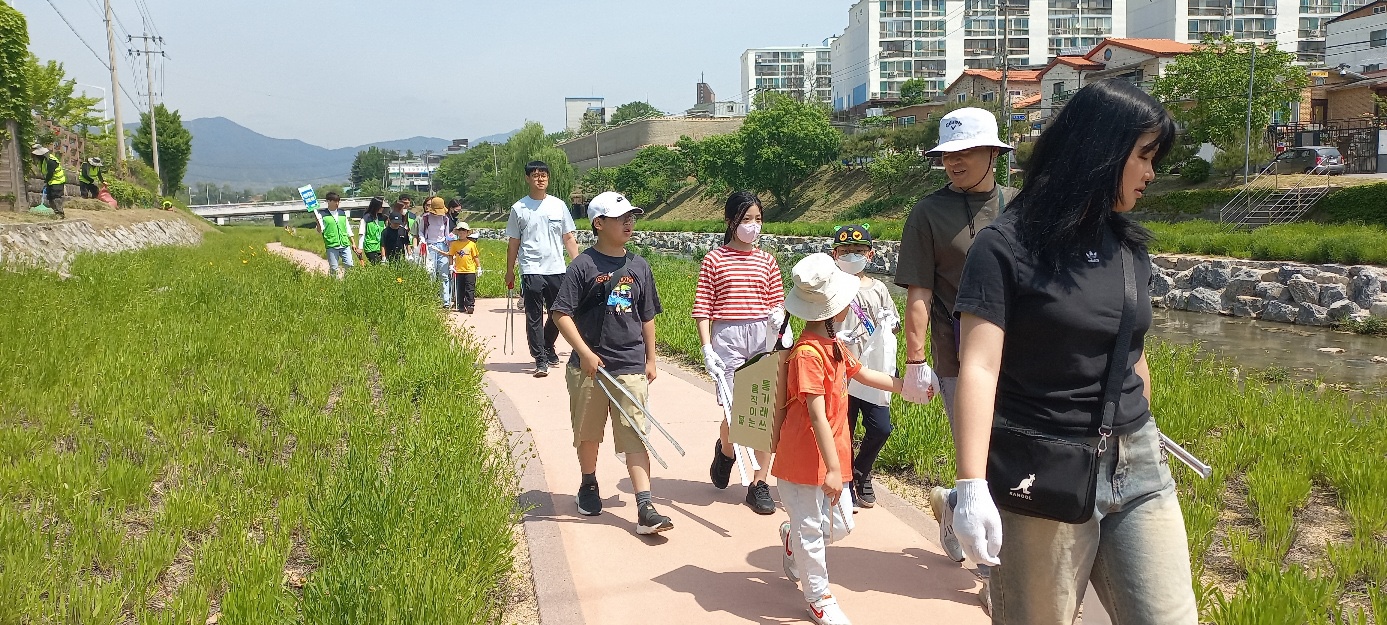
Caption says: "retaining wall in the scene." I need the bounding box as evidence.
[475,229,1387,327]
[0,216,205,274]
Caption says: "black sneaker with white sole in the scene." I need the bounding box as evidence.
[576,482,602,516]
[855,474,876,508]
[546,351,561,367]
[709,440,735,489]
[746,480,776,515]
[637,502,673,534]
[534,360,549,378]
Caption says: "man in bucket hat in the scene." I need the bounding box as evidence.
[30,145,67,218]
[893,107,1014,614]
[79,157,105,199]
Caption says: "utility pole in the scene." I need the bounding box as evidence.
[103,0,126,166]
[131,34,165,195]
[1243,43,1257,187]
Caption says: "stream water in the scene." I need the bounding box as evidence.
[871,274,1387,391]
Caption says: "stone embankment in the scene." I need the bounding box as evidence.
[476,229,1387,327]
[0,215,205,274]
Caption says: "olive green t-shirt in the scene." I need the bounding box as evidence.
[894,185,1015,377]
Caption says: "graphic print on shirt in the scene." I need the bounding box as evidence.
[607,275,635,313]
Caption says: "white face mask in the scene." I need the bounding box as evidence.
[836,253,869,274]
[735,222,761,244]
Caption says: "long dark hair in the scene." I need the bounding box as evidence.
[366,197,385,217]
[722,190,762,245]
[1011,80,1174,273]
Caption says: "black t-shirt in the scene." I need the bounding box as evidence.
[552,248,663,376]
[382,213,408,249]
[953,212,1153,437]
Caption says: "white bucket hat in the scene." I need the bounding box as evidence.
[31,146,50,157]
[926,107,1014,157]
[785,253,860,322]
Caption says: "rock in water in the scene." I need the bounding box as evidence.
[1320,283,1348,307]
[1185,288,1222,314]
[1349,273,1382,308]
[1231,296,1265,318]
[1328,299,1361,322]
[1150,271,1174,298]
[1262,300,1299,324]
[1191,263,1231,290]
[1287,275,1320,306]
[1296,303,1332,326]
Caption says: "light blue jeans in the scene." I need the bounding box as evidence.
[325,246,354,278]
[427,246,453,307]
[990,419,1197,625]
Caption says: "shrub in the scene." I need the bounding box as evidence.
[1135,187,1236,217]
[1181,157,1212,183]
[106,179,158,208]
[1316,182,1387,226]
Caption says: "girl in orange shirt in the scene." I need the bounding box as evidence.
[772,253,938,625]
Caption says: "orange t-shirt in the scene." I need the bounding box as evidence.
[771,331,862,487]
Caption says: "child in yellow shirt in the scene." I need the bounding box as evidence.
[447,223,481,314]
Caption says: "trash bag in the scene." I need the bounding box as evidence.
[97,185,118,208]
[30,204,54,216]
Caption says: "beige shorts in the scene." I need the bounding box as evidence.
[566,366,649,454]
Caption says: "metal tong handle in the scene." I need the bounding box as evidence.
[593,376,668,469]
[711,369,760,485]
[1160,432,1212,479]
[597,368,686,457]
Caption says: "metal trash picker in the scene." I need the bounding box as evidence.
[1160,433,1213,479]
[503,288,517,355]
[710,368,761,487]
[594,368,686,470]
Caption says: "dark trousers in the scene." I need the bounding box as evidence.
[46,184,64,215]
[455,272,477,311]
[79,182,98,198]
[365,250,383,264]
[849,396,893,479]
[383,245,404,262]
[521,273,563,362]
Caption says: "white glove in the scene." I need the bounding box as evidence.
[702,344,726,377]
[954,478,1003,566]
[876,307,900,330]
[901,362,940,404]
[766,306,793,351]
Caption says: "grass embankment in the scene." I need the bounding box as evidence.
[644,248,1386,623]
[1148,221,1387,266]
[0,229,519,622]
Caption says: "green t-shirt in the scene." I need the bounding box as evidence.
[363,215,385,253]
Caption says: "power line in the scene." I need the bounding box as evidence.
[42,0,109,70]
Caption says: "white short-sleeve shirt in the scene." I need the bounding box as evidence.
[505,194,575,276]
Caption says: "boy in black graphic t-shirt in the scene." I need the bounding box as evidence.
[552,191,673,536]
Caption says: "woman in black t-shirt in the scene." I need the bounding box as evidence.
[949,80,1197,624]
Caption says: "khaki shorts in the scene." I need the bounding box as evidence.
[565,366,649,454]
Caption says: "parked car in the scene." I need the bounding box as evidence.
[1267,146,1345,175]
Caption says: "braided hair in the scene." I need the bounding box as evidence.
[822,318,844,362]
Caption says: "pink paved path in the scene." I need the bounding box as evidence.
[263,244,1110,625]
[454,297,990,625]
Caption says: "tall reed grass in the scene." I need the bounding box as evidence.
[0,229,519,623]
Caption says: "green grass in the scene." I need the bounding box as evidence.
[0,229,519,623]
[1147,221,1387,265]
[641,247,1386,624]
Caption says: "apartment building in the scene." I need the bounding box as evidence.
[739,45,834,108]
[1325,0,1387,71]
[830,0,1127,113]
[1127,0,1373,64]
[564,98,617,133]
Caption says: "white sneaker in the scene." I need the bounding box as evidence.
[978,577,992,615]
[808,595,851,625]
[929,486,966,563]
[779,521,798,582]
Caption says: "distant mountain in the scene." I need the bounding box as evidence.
[474,130,519,145]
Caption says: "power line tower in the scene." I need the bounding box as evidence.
[130,34,166,195]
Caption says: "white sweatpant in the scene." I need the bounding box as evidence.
[779,479,855,603]
[710,318,770,405]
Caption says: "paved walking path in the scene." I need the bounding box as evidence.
[265,243,1110,624]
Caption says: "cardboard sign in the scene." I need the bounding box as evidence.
[729,351,780,453]
[298,185,319,211]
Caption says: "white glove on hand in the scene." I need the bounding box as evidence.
[954,478,1003,566]
[876,307,899,330]
[702,344,726,377]
[901,362,940,404]
[767,306,794,351]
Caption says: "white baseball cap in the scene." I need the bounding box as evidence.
[587,191,644,220]
[926,107,1014,157]
[784,253,861,322]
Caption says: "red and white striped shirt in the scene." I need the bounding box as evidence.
[692,246,785,320]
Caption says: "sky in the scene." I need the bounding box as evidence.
[17,0,849,148]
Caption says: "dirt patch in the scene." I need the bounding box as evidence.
[877,471,944,520]
[1286,486,1355,570]
[1202,475,1256,597]
[281,529,315,593]
[498,520,541,625]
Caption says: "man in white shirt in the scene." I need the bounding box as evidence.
[505,161,580,377]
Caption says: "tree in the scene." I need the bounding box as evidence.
[130,104,193,194]
[1151,37,1310,147]
[613,146,692,207]
[899,79,929,106]
[865,149,920,196]
[578,167,617,196]
[608,101,664,126]
[26,54,103,135]
[578,110,604,135]
[736,93,840,210]
[350,146,397,187]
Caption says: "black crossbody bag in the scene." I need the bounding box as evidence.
[985,245,1136,524]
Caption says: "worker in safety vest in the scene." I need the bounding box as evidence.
[30,146,66,218]
[79,157,105,198]
[317,191,356,278]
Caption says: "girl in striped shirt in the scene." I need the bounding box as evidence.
[694,190,788,515]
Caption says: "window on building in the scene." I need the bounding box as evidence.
[1376,5,1386,12]
[1372,29,1387,47]
[982,92,996,102]
[901,115,917,125]
[957,93,968,102]
[1365,63,1382,72]
[1053,81,1065,95]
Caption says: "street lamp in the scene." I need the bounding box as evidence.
[75,83,108,121]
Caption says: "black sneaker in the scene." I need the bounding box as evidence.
[576,482,601,516]
[637,502,673,534]
[546,351,561,367]
[710,440,735,489]
[534,360,549,378]
[856,474,876,508]
[746,480,775,515]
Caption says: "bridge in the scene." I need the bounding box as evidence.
[189,197,377,225]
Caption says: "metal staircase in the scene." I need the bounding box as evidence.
[1219,165,1333,230]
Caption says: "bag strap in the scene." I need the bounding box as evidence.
[1098,245,1137,448]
